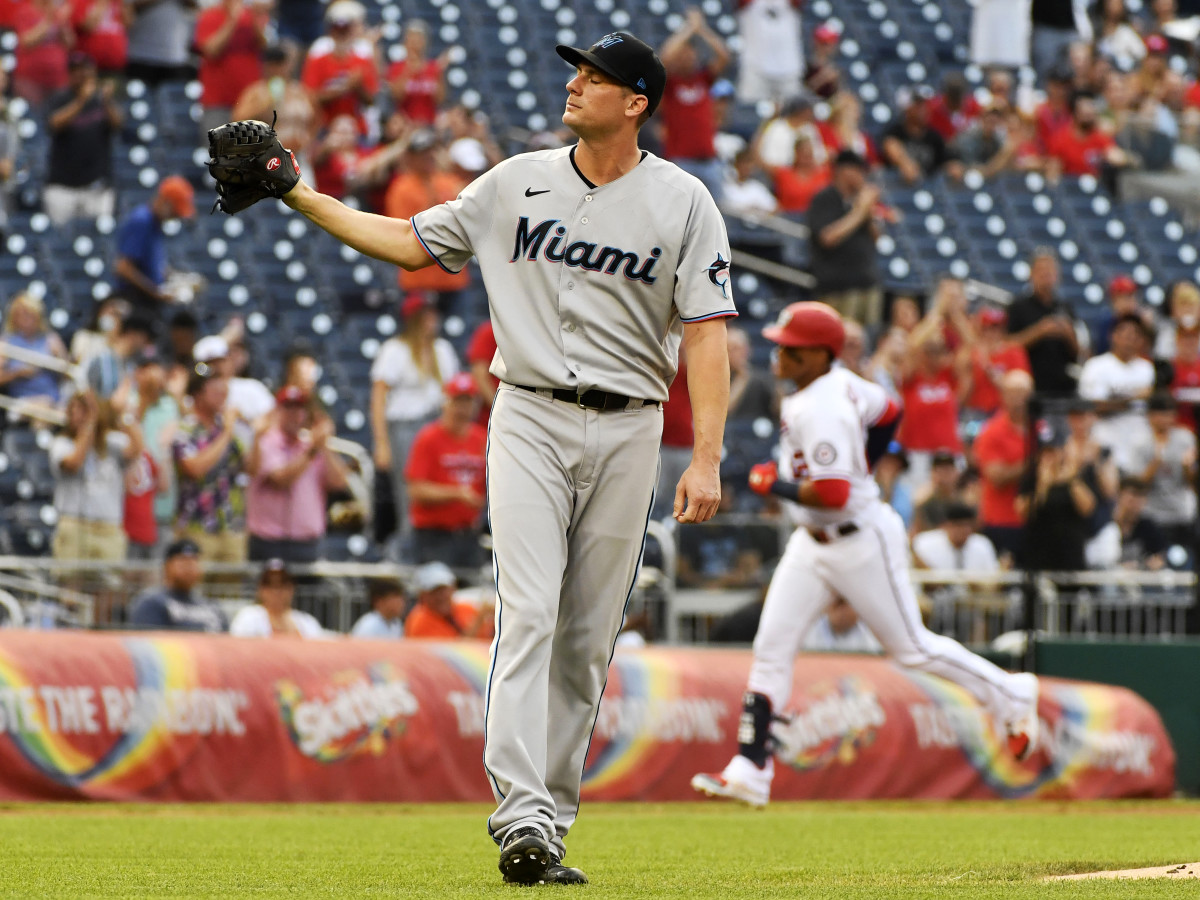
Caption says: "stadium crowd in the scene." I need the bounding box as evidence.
[2,0,1200,639]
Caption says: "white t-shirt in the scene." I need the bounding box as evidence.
[50,431,130,524]
[1077,352,1155,469]
[370,337,460,422]
[721,175,778,218]
[757,118,827,169]
[737,0,803,81]
[229,604,327,639]
[777,365,890,529]
[801,616,882,653]
[350,610,404,639]
[911,529,1000,572]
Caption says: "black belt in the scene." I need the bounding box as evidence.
[514,384,657,411]
[808,522,859,544]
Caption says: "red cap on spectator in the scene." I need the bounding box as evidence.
[401,292,433,318]
[444,373,479,397]
[1145,34,1169,54]
[1110,274,1137,294]
[157,176,195,219]
[814,25,840,45]
[275,385,310,405]
[979,306,1007,326]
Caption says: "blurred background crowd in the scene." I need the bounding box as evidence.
[2,0,1200,641]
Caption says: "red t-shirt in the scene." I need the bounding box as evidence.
[313,146,369,199]
[70,0,127,72]
[1186,81,1200,109]
[772,165,831,213]
[965,344,1031,415]
[466,321,499,425]
[661,362,693,449]
[1172,355,1200,429]
[972,411,1029,527]
[14,4,70,96]
[1047,124,1115,177]
[0,0,24,30]
[195,6,265,109]
[896,368,961,453]
[124,451,159,546]
[1035,101,1071,152]
[660,69,716,161]
[387,57,442,125]
[302,40,380,127]
[927,95,981,140]
[405,419,487,530]
[816,121,879,166]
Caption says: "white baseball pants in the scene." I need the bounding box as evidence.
[748,503,1034,728]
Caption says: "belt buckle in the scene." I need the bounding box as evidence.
[576,391,588,409]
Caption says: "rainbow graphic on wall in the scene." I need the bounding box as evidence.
[0,637,203,792]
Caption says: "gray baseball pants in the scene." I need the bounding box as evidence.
[483,383,662,861]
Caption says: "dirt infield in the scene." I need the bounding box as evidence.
[1047,863,1200,881]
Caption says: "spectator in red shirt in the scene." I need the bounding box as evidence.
[12,0,73,106]
[972,369,1033,561]
[804,24,841,99]
[1035,64,1074,152]
[465,320,498,422]
[964,306,1031,419]
[927,72,981,141]
[70,0,127,77]
[301,0,380,130]
[817,91,879,167]
[386,20,445,126]
[404,373,488,568]
[653,357,694,521]
[1046,91,1128,179]
[312,114,371,199]
[658,7,731,202]
[772,133,831,213]
[195,0,271,135]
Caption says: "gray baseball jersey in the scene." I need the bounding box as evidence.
[411,145,736,860]
[411,145,736,400]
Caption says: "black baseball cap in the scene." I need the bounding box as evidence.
[833,149,868,170]
[556,32,667,116]
[259,558,294,584]
[165,538,200,560]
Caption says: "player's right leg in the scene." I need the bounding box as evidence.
[834,505,1040,758]
[692,530,832,807]
[483,386,582,881]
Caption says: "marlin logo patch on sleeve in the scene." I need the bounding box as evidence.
[705,253,730,298]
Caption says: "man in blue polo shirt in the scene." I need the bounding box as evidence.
[112,175,195,318]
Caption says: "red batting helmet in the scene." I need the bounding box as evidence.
[762,302,845,357]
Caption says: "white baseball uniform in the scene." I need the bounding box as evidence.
[746,365,1036,776]
[411,145,736,858]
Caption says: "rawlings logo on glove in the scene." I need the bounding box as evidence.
[206,115,301,215]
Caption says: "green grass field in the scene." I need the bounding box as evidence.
[1,801,1199,898]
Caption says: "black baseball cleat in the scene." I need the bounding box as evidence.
[543,857,588,885]
[498,826,552,885]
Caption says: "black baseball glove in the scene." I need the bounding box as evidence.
[206,117,301,214]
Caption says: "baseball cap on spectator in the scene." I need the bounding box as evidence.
[401,292,434,318]
[781,93,814,117]
[1036,419,1067,448]
[157,176,196,219]
[882,439,908,469]
[1109,274,1137,295]
[944,501,977,523]
[444,372,479,398]
[121,314,156,339]
[165,538,201,560]
[833,149,868,169]
[978,306,1007,327]
[813,24,840,44]
[412,561,456,594]
[193,335,230,363]
[259,558,294,584]
[133,345,162,368]
[276,385,310,405]
[1145,34,1169,54]
[931,449,958,468]
[408,129,438,153]
[1047,62,1075,84]
[710,79,735,100]
[448,137,487,173]
[326,0,365,25]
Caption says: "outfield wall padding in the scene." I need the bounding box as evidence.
[0,632,1173,801]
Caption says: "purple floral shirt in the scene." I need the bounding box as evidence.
[172,414,247,534]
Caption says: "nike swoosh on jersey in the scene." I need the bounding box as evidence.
[524,187,551,197]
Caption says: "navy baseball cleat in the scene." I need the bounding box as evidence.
[498,826,552,885]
